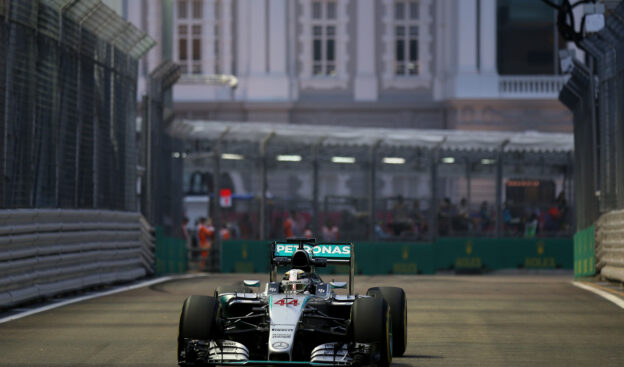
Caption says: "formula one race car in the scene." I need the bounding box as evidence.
[177,238,407,366]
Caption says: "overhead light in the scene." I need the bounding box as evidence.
[172,152,181,159]
[332,156,356,164]
[383,157,405,165]
[277,155,302,162]
[441,157,455,164]
[221,153,244,160]
[481,158,496,165]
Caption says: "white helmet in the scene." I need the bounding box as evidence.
[282,269,310,293]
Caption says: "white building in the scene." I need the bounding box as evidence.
[127,0,576,207]
[129,0,573,132]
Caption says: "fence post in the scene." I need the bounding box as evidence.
[368,142,380,242]
[211,127,230,272]
[429,147,439,242]
[259,132,274,241]
[495,140,509,238]
[312,143,320,238]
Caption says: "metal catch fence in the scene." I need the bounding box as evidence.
[0,0,153,210]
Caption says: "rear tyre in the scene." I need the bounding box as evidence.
[178,295,219,365]
[352,297,392,367]
[367,287,407,357]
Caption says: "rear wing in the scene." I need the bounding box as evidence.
[270,238,355,294]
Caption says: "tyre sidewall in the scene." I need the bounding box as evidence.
[178,295,219,361]
[352,297,392,367]
[367,286,407,357]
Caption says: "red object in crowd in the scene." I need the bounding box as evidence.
[284,217,294,238]
[220,227,231,240]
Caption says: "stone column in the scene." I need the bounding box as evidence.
[479,0,497,74]
[457,0,477,74]
[267,0,290,99]
[203,0,217,75]
[221,0,233,75]
[354,0,378,101]
[235,0,250,100]
[455,0,498,98]
[248,0,267,74]
[477,0,498,96]
[146,0,162,73]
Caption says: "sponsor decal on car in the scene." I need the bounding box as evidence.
[274,244,351,258]
[272,342,289,350]
[274,299,298,306]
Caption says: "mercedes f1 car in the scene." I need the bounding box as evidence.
[178,238,407,366]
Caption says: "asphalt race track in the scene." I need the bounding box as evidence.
[1,274,623,366]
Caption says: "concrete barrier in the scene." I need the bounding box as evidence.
[595,210,624,283]
[0,210,155,308]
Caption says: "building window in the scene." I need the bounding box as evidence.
[299,0,349,89]
[393,0,420,76]
[381,0,431,89]
[176,0,203,74]
[311,1,337,76]
[175,0,227,75]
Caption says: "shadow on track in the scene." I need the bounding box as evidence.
[397,354,444,359]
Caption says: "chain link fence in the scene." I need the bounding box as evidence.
[0,0,153,211]
[560,2,624,227]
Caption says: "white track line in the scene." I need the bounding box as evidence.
[0,273,207,324]
[572,281,624,310]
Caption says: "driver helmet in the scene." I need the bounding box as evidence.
[282,269,310,293]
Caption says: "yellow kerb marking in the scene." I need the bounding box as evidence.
[582,282,624,298]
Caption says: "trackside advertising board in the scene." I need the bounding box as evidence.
[274,243,351,259]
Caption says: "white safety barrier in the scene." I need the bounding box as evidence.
[0,210,155,308]
[595,209,624,283]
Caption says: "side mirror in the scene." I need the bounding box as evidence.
[330,281,347,289]
[243,280,261,287]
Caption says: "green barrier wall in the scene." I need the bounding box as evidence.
[221,241,434,274]
[435,237,573,271]
[155,227,188,275]
[220,238,572,274]
[573,226,595,278]
[221,240,272,273]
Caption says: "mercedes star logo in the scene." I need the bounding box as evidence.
[272,342,289,350]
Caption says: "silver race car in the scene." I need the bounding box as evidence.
[178,238,407,366]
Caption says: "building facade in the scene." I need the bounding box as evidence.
[125,0,576,235]
[129,0,573,132]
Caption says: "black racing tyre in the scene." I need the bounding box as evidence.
[178,295,219,364]
[367,287,407,357]
[352,297,392,367]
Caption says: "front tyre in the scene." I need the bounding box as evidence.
[178,295,219,365]
[367,287,407,357]
[352,297,392,367]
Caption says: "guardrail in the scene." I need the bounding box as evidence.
[0,210,155,308]
[595,209,624,283]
